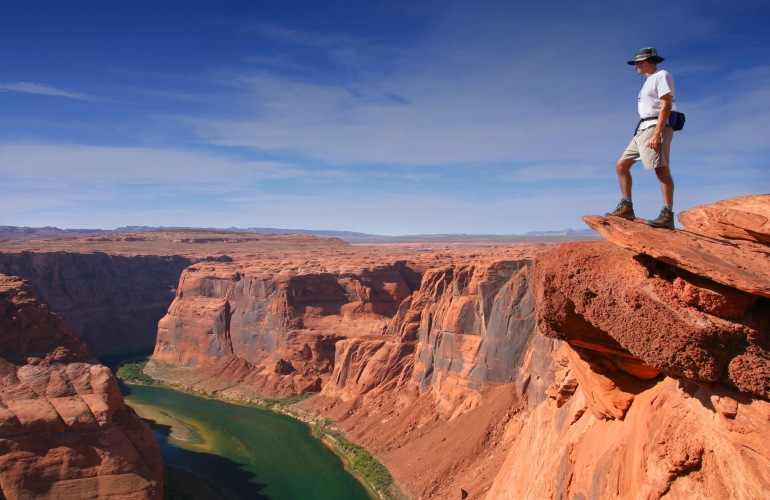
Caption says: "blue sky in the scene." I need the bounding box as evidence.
[1,0,768,235]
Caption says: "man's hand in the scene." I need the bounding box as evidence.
[647,129,663,149]
[648,93,673,149]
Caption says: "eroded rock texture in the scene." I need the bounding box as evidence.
[487,365,770,500]
[678,194,770,244]
[303,256,560,498]
[0,274,162,499]
[322,259,557,417]
[533,241,768,399]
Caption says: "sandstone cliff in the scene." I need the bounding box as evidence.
[306,255,559,497]
[300,195,770,499]
[146,259,425,397]
[0,232,456,358]
[0,252,193,355]
[0,274,162,499]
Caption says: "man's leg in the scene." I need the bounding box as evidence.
[616,158,635,198]
[655,166,674,206]
[606,159,637,219]
[647,166,676,229]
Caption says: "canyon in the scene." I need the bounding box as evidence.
[0,194,768,499]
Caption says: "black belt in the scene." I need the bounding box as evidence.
[634,116,658,134]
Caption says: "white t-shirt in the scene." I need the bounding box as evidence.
[638,69,675,130]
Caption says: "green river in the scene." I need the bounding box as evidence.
[122,384,372,499]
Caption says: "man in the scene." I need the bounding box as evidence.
[606,47,676,229]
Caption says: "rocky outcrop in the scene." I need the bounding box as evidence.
[579,196,770,398]
[481,196,770,499]
[583,208,770,298]
[0,274,162,499]
[0,252,193,355]
[533,240,768,400]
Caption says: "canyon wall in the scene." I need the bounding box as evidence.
[146,259,425,398]
[0,252,193,356]
[320,259,557,414]
[0,274,162,499]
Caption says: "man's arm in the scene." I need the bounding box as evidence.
[647,93,673,149]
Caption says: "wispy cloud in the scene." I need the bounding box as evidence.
[0,144,301,185]
[0,82,102,101]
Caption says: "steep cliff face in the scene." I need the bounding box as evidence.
[0,252,193,355]
[321,259,557,420]
[304,255,560,498]
[147,260,423,397]
[299,196,770,499]
[0,274,162,499]
[487,368,770,499]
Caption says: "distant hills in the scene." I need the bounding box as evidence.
[0,226,110,240]
[0,225,599,243]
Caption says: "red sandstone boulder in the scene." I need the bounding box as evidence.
[0,275,162,499]
[678,194,770,244]
[532,241,769,400]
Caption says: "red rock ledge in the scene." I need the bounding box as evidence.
[0,274,162,499]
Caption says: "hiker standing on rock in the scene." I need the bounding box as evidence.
[606,47,677,229]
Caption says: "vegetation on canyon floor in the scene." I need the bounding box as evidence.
[312,418,397,499]
[116,358,156,385]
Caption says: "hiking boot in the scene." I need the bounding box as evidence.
[646,207,675,229]
[605,200,635,220]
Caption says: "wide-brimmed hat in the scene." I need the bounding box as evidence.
[627,47,665,65]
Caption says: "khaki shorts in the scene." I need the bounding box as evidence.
[619,125,673,170]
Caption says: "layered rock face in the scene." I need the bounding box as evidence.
[322,259,557,418]
[309,255,559,498]
[0,274,162,499]
[0,252,193,355]
[147,259,424,397]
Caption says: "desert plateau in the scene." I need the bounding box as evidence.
[0,194,768,499]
